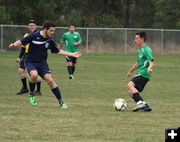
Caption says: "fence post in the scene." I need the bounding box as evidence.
[86,28,89,53]
[124,28,127,54]
[0,25,3,51]
[161,29,164,55]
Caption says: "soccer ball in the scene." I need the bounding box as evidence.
[113,98,127,111]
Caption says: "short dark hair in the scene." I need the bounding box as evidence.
[28,19,36,25]
[42,20,56,30]
[136,32,146,42]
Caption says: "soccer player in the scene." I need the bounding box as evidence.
[126,32,154,112]
[9,20,81,108]
[59,25,83,79]
[16,19,42,95]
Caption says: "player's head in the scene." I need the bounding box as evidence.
[42,20,56,38]
[135,32,146,46]
[27,19,37,33]
[69,25,75,33]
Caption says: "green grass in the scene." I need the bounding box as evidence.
[0,52,179,142]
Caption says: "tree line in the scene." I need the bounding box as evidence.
[0,0,179,29]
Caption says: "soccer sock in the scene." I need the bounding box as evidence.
[21,76,28,89]
[29,82,36,96]
[72,66,75,74]
[67,66,73,75]
[36,80,41,92]
[51,87,64,104]
[132,93,144,103]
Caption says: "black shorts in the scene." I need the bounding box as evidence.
[66,56,77,63]
[131,75,149,92]
[19,58,25,69]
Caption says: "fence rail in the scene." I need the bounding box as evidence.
[1,24,180,54]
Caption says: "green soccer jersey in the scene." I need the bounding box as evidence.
[60,32,82,53]
[136,45,154,79]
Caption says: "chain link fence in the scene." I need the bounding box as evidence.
[1,25,180,54]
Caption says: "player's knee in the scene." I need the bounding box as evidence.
[127,81,135,89]
[127,82,132,89]
[30,72,38,81]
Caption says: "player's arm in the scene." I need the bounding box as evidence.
[10,33,33,49]
[74,41,81,46]
[74,33,82,46]
[147,61,154,74]
[57,50,81,58]
[9,40,22,48]
[126,62,138,80]
[144,47,154,74]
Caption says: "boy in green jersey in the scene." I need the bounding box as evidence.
[60,25,82,79]
[126,32,154,112]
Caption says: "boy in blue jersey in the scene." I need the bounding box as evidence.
[126,32,154,112]
[9,20,81,108]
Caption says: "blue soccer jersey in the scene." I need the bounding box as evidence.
[21,32,59,62]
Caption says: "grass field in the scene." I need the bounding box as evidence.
[0,52,179,142]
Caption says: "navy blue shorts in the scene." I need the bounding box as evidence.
[25,61,51,79]
[66,56,77,63]
[131,75,149,92]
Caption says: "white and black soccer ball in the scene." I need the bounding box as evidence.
[113,98,127,111]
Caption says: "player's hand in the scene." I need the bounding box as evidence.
[9,43,15,48]
[16,58,21,63]
[74,42,78,46]
[147,68,153,74]
[125,72,131,80]
[73,52,81,58]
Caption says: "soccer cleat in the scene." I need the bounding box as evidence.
[60,103,68,109]
[16,88,29,95]
[29,96,37,106]
[133,101,152,112]
[143,104,152,112]
[133,101,146,112]
[69,74,75,79]
[34,91,42,96]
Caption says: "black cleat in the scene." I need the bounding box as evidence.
[16,88,29,95]
[143,104,152,112]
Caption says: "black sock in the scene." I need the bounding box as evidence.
[72,66,75,74]
[52,87,64,104]
[29,82,36,96]
[36,80,41,92]
[21,76,28,89]
[132,93,143,103]
[67,66,73,75]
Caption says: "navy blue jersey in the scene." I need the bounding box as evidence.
[21,32,59,62]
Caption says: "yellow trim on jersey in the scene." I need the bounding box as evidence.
[22,33,30,53]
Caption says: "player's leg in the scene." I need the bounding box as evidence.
[71,57,77,75]
[43,73,68,108]
[128,75,152,112]
[17,61,29,95]
[28,70,38,105]
[26,62,38,106]
[66,56,75,79]
[34,76,42,95]
[72,62,76,75]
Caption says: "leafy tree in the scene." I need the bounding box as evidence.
[0,6,12,24]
